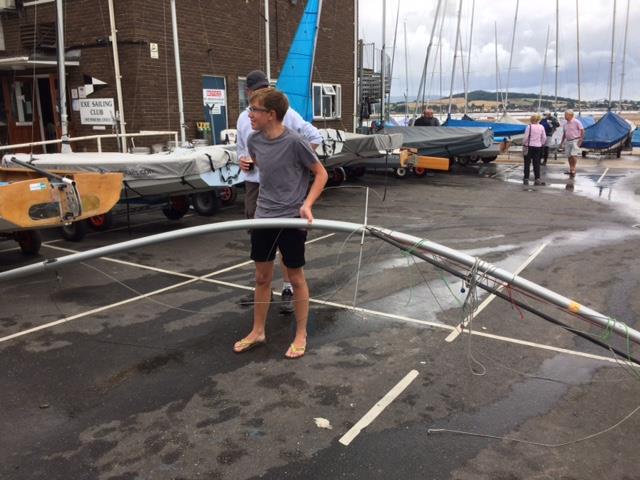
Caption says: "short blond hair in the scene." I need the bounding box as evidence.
[530,113,541,124]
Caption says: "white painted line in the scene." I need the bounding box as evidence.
[0,278,198,343]
[339,369,419,446]
[596,168,610,184]
[0,246,20,253]
[446,241,549,342]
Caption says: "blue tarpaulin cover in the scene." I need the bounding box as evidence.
[632,128,640,148]
[577,115,596,128]
[582,111,631,149]
[443,118,526,138]
[275,0,321,122]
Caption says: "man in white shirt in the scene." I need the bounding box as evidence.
[236,70,323,313]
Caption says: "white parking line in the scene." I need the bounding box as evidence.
[445,241,549,342]
[596,168,610,184]
[339,370,419,446]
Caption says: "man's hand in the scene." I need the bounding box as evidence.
[300,202,314,224]
[239,156,254,172]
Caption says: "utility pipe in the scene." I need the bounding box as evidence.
[170,0,186,145]
[107,0,128,153]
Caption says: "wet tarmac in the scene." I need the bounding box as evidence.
[1,154,640,479]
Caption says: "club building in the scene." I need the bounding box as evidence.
[0,0,356,151]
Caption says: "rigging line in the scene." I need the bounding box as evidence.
[427,402,640,448]
[366,229,640,366]
[352,187,370,307]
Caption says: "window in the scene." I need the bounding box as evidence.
[11,81,34,125]
[313,83,341,120]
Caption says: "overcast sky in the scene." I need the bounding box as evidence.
[359,0,640,102]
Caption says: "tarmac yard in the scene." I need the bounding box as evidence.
[1,156,640,480]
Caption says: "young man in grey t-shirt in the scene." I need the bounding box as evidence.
[235,88,328,359]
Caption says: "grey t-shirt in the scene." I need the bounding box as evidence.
[248,126,320,219]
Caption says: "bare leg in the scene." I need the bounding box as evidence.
[569,155,577,175]
[234,261,273,351]
[285,266,309,357]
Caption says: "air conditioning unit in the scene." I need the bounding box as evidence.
[0,0,16,10]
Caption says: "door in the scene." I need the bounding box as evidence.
[2,77,43,151]
[202,76,228,145]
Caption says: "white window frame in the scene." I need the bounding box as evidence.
[238,77,278,111]
[312,82,341,120]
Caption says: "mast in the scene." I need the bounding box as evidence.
[618,0,630,110]
[494,22,499,116]
[170,0,186,145]
[503,0,519,113]
[575,0,582,115]
[404,20,409,123]
[413,0,443,119]
[447,0,464,116]
[388,0,401,109]
[380,0,386,122]
[107,0,127,153]
[607,0,616,110]
[55,0,70,153]
[353,0,358,132]
[265,0,271,81]
[554,0,558,113]
[538,26,550,112]
[463,0,475,116]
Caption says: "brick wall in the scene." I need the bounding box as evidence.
[0,0,355,149]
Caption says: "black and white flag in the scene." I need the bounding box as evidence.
[83,75,107,96]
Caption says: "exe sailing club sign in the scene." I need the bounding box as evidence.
[79,98,116,125]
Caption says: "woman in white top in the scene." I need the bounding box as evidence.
[523,113,547,186]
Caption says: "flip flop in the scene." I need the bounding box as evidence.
[233,337,266,353]
[285,343,306,359]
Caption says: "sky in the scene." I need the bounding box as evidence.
[358,0,640,102]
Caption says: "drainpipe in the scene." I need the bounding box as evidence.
[107,0,127,152]
[170,0,187,145]
[55,0,70,152]
[265,0,271,81]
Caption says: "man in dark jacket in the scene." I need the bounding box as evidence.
[414,108,440,126]
[540,111,560,164]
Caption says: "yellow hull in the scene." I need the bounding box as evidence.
[0,168,122,232]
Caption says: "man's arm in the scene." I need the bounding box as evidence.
[284,108,323,148]
[300,161,328,224]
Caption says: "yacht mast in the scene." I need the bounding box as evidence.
[503,0,519,113]
[380,0,386,122]
[494,22,499,116]
[55,0,70,152]
[107,0,127,152]
[404,20,409,123]
[413,0,443,119]
[618,0,630,110]
[388,0,401,109]
[538,26,550,112]
[575,0,582,115]
[463,0,475,116]
[170,0,186,145]
[554,0,558,113]
[447,0,464,116]
[607,0,616,110]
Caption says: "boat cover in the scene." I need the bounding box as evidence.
[632,128,640,148]
[317,129,404,168]
[577,115,596,128]
[582,111,631,150]
[443,118,526,138]
[381,126,493,157]
[2,145,243,197]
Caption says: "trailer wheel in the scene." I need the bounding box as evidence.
[16,230,42,255]
[393,167,408,178]
[218,186,237,206]
[616,147,622,158]
[346,166,366,179]
[482,156,498,163]
[457,157,470,166]
[192,191,221,216]
[413,167,427,177]
[581,150,588,158]
[327,167,346,186]
[163,195,190,220]
[61,220,88,242]
[87,211,114,231]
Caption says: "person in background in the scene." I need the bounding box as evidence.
[413,108,440,126]
[539,111,560,165]
[522,113,547,186]
[236,70,322,314]
[235,88,328,359]
[561,110,584,178]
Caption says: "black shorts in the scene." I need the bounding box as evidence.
[251,228,307,268]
